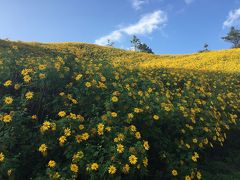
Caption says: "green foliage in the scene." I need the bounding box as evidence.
[130,35,154,54]
[222,26,240,48]
[200,128,240,180]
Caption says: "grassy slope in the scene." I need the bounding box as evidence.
[1,40,240,179]
[43,42,240,73]
[4,40,240,73]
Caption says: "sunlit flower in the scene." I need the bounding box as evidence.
[58,111,66,117]
[4,96,13,104]
[111,96,118,102]
[116,144,124,153]
[91,163,99,171]
[0,152,4,162]
[70,163,78,173]
[39,144,47,153]
[4,80,12,87]
[3,115,12,123]
[48,160,56,168]
[25,91,34,99]
[129,155,138,165]
[172,169,178,176]
[108,165,116,174]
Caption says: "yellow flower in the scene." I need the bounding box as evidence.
[48,160,56,168]
[193,138,198,143]
[58,111,66,117]
[192,152,199,162]
[117,133,125,141]
[4,80,12,87]
[52,172,60,179]
[21,69,31,76]
[59,136,67,144]
[23,75,31,82]
[143,157,148,167]
[172,169,178,176]
[85,82,91,88]
[14,83,21,90]
[197,171,202,179]
[25,91,34,100]
[70,163,78,173]
[135,132,141,139]
[143,141,150,150]
[130,125,137,132]
[97,123,104,130]
[4,96,13,104]
[32,115,37,119]
[79,124,84,130]
[105,126,111,132]
[64,128,71,137]
[134,108,142,113]
[75,135,82,143]
[0,152,4,162]
[39,144,47,153]
[54,62,61,70]
[91,163,99,171]
[59,92,65,96]
[81,132,89,140]
[3,115,12,123]
[111,96,118,102]
[72,151,84,162]
[108,165,117,174]
[153,115,159,120]
[185,175,191,180]
[128,113,134,119]
[122,164,130,174]
[192,156,197,162]
[39,73,46,79]
[129,155,138,165]
[111,112,117,118]
[116,144,124,153]
[42,121,51,131]
[39,64,47,70]
[7,169,13,176]
[75,74,83,80]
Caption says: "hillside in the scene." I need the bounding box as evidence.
[1,40,240,73]
[0,40,239,179]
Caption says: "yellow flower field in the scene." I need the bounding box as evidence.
[0,39,239,179]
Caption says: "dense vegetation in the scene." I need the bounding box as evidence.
[0,40,239,179]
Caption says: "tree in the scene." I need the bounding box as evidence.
[130,35,154,54]
[106,39,114,47]
[138,42,154,54]
[198,43,209,53]
[204,43,209,51]
[130,35,141,51]
[222,26,240,48]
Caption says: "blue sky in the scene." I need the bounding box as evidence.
[0,0,240,54]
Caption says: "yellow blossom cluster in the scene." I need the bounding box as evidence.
[0,40,239,179]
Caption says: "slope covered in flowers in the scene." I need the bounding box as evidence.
[0,40,239,179]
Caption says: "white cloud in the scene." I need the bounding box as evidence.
[95,10,167,45]
[131,0,148,10]
[223,8,240,28]
[122,11,167,34]
[184,0,194,4]
[95,31,122,46]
